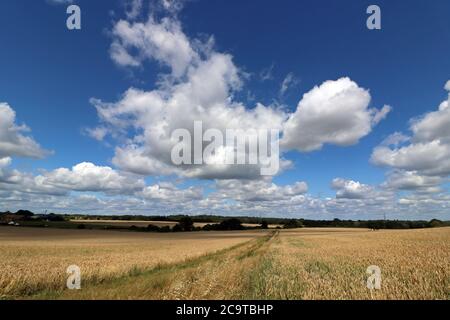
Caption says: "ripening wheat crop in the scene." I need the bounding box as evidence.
[0,226,264,299]
[247,228,450,300]
[0,226,448,300]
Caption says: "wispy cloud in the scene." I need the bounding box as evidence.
[260,63,275,81]
[46,0,74,5]
[279,72,299,96]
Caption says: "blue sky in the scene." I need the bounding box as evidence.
[0,0,449,219]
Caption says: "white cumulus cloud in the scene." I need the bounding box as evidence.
[331,178,374,199]
[110,17,198,77]
[371,82,450,177]
[0,103,49,159]
[282,78,391,152]
[89,12,391,181]
[41,162,145,194]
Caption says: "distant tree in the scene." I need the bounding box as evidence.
[15,210,34,217]
[146,224,161,232]
[44,213,65,222]
[261,221,269,229]
[159,226,171,233]
[201,219,244,231]
[219,218,243,230]
[332,218,341,227]
[368,221,384,230]
[14,210,35,221]
[178,216,194,231]
[172,224,183,232]
[283,219,303,229]
[202,224,215,231]
[429,219,443,228]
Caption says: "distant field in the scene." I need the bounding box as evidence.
[0,226,448,300]
[72,219,204,228]
[71,219,282,229]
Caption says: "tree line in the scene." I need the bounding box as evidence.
[1,210,449,232]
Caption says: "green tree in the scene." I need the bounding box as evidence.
[283,219,303,229]
[178,216,194,231]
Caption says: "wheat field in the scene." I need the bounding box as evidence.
[0,226,448,300]
[0,227,265,299]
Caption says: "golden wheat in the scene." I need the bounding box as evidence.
[0,226,265,298]
[0,226,448,300]
[252,228,450,300]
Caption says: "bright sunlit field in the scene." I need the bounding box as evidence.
[1,226,448,300]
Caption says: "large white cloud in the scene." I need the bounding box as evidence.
[398,193,450,209]
[371,82,450,177]
[372,140,450,176]
[95,18,287,179]
[140,182,202,201]
[0,103,49,159]
[282,78,391,152]
[90,11,390,181]
[110,16,198,77]
[384,170,443,193]
[213,179,308,203]
[0,161,145,196]
[0,159,204,210]
[41,162,145,194]
[0,163,66,196]
[331,178,374,199]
